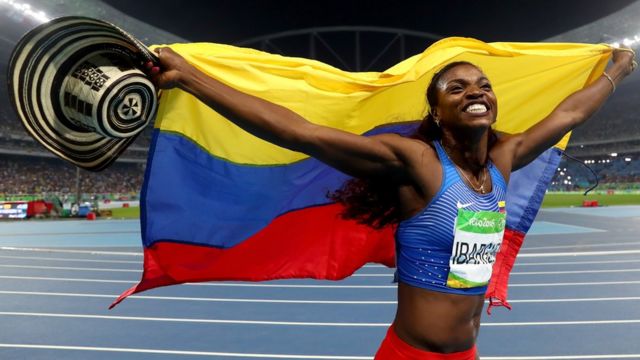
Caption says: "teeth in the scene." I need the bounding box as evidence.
[466,104,487,113]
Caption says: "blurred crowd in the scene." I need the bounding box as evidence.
[550,156,640,192]
[1,107,148,198]
[0,155,144,197]
[570,92,640,143]
[0,106,153,155]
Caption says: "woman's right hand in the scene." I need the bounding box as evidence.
[145,47,194,90]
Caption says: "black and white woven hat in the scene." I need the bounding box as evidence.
[8,16,159,171]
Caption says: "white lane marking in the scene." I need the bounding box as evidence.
[0,312,388,326]
[0,252,386,270]
[483,356,640,359]
[0,345,637,360]
[484,319,640,326]
[5,253,640,267]
[3,246,640,258]
[518,250,640,257]
[0,291,396,304]
[0,247,142,256]
[0,275,398,288]
[0,311,384,327]
[3,275,640,289]
[6,253,640,267]
[512,269,640,275]
[0,264,390,277]
[0,255,140,264]
[507,297,640,303]
[0,344,373,359]
[509,280,640,287]
[522,242,640,251]
[516,259,640,266]
[0,276,133,284]
[0,265,139,273]
[4,312,640,328]
[6,263,640,277]
[2,290,640,305]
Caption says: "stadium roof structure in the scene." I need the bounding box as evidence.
[2,0,640,161]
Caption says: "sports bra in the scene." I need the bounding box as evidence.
[395,140,508,295]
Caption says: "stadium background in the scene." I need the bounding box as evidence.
[1,0,640,218]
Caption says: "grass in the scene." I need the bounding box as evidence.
[542,192,640,207]
[99,193,640,219]
[107,206,141,219]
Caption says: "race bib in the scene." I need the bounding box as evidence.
[447,208,506,289]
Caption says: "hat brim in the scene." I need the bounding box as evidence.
[7,16,158,171]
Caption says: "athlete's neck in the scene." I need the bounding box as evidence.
[440,129,489,174]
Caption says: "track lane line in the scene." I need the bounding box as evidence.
[3,276,640,288]
[0,344,638,359]
[6,264,640,276]
[3,311,640,327]
[0,344,372,359]
[1,290,640,304]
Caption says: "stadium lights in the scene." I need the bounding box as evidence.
[0,0,50,23]
[560,171,565,175]
[625,157,632,162]
[611,153,618,157]
[610,34,640,49]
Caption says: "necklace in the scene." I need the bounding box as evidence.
[457,165,487,194]
[442,144,488,194]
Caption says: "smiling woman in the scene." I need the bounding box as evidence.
[141,42,636,359]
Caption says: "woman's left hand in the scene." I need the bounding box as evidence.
[610,46,637,78]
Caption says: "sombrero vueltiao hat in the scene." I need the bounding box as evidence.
[7,16,159,171]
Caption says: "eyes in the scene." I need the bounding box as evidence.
[447,82,492,94]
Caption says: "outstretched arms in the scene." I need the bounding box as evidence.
[148,47,412,180]
[507,48,636,171]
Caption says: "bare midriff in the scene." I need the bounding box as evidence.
[393,282,484,353]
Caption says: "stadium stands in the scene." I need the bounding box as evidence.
[1,104,149,203]
[0,155,144,200]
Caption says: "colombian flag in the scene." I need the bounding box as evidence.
[110,37,612,309]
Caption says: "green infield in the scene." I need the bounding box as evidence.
[98,193,640,219]
[108,206,141,219]
[542,192,640,207]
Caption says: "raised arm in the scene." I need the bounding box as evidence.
[149,47,413,180]
[507,48,636,171]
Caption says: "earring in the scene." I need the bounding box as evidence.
[434,118,440,127]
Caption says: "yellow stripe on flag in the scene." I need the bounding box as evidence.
[152,38,611,165]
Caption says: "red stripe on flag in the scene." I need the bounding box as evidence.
[111,203,396,308]
[485,228,525,314]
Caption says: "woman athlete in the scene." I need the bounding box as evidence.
[146,45,635,359]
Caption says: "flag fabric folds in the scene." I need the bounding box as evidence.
[110,37,611,309]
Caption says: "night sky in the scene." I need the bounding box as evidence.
[103,0,636,44]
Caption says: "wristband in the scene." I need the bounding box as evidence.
[602,72,616,93]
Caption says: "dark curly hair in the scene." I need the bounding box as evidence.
[329,61,496,229]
